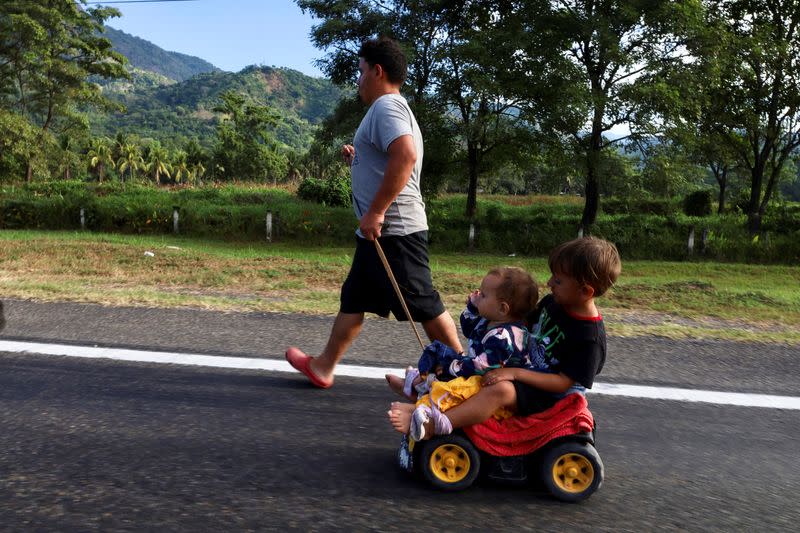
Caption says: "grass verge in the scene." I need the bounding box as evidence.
[2,229,799,345]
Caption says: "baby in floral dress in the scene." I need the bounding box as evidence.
[386,266,538,400]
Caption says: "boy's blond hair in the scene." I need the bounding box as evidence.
[487,266,539,319]
[548,237,621,297]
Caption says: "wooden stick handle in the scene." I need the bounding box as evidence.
[374,238,426,350]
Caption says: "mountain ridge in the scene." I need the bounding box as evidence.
[92,27,345,151]
[104,26,220,82]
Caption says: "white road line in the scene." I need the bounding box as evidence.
[2,340,799,410]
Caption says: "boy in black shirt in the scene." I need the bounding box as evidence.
[389,236,621,441]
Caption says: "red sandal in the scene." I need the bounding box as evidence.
[285,347,333,389]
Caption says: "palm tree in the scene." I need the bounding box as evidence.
[171,150,190,184]
[87,137,115,183]
[59,135,75,180]
[145,143,172,185]
[190,161,206,185]
[117,142,144,183]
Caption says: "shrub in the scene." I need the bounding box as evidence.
[2,183,799,263]
[601,197,677,215]
[683,190,713,216]
[297,174,352,207]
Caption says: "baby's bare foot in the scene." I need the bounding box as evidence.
[388,401,416,434]
[385,374,418,400]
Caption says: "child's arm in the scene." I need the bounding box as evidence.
[459,293,483,339]
[482,367,575,394]
[446,326,518,378]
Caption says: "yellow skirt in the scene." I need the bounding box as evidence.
[415,375,513,420]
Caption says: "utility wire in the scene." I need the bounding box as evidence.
[84,1,199,5]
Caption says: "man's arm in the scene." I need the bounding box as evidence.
[359,134,416,240]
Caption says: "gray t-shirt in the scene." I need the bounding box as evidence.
[350,93,427,237]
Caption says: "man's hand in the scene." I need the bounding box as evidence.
[359,210,384,241]
[341,144,355,166]
[482,368,517,387]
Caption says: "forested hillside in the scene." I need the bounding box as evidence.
[1,1,798,237]
[103,26,219,82]
[91,65,345,151]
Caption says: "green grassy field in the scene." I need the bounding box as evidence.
[1,229,798,344]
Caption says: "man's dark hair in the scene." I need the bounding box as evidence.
[358,36,407,85]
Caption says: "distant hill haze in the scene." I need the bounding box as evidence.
[93,27,345,151]
[104,26,220,82]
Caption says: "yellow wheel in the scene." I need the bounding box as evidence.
[552,452,594,493]
[420,435,480,491]
[541,441,603,502]
[429,443,471,483]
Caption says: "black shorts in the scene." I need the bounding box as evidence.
[513,381,560,416]
[340,231,446,322]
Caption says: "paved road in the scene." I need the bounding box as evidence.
[1,300,799,531]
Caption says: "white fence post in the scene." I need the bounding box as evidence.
[266,211,273,243]
[688,226,695,255]
[173,208,179,234]
[468,222,475,249]
[80,208,85,230]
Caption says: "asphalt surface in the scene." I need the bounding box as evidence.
[1,299,799,531]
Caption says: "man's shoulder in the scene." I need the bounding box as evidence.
[371,93,411,115]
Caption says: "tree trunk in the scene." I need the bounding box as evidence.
[26,161,33,183]
[465,143,479,220]
[580,128,602,229]
[747,162,766,235]
[713,164,727,214]
[757,163,782,228]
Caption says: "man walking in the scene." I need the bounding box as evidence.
[285,37,462,388]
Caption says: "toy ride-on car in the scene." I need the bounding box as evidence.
[397,393,603,502]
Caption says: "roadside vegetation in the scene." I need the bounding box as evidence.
[2,182,799,263]
[2,2,800,346]
[1,230,798,345]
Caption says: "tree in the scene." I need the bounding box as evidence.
[57,134,78,180]
[667,121,743,213]
[686,0,800,234]
[171,150,190,184]
[183,138,208,184]
[0,1,127,181]
[298,0,532,217]
[212,90,288,181]
[189,160,206,184]
[87,136,114,183]
[144,141,171,185]
[0,109,41,182]
[117,142,143,183]
[511,0,702,229]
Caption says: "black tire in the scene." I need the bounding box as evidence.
[540,441,603,502]
[419,434,481,491]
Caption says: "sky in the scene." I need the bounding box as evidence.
[99,0,325,78]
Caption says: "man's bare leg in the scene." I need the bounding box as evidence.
[421,310,463,352]
[309,311,364,382]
